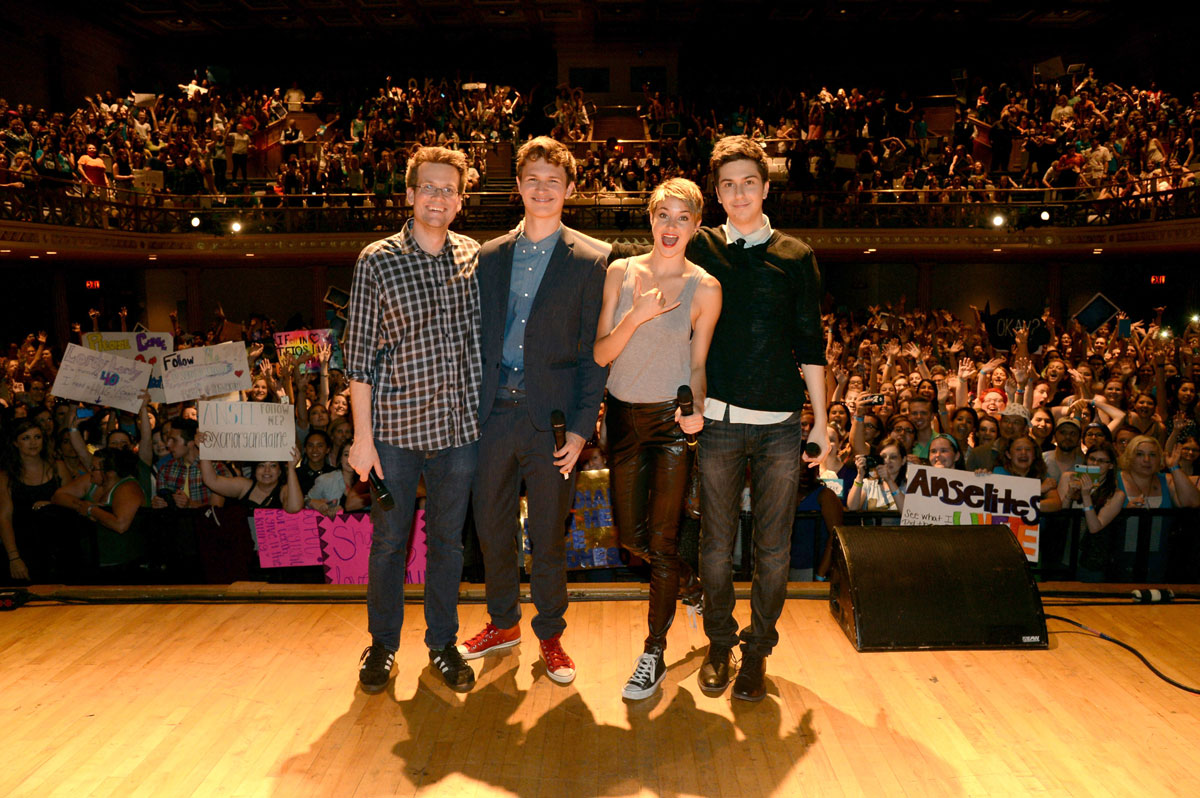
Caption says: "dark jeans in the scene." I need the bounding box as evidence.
[231,153,248,183]
[367,439,477,652]
[607,395,696,652]
[699,413,802,658]
[472,401,575,640]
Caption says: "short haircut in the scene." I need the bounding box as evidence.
[516,136,576,184]
[167,417,198,443]
[405,146,468,193]
[710,135,769,183]
[647,177,703,217]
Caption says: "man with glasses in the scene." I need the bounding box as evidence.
[345,146,482,695]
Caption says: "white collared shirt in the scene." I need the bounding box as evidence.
[704,214,795,426]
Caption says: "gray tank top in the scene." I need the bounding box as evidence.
[606,261,707,403]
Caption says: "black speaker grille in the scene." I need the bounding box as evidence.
[830,525,1048,651]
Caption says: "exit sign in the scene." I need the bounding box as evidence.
[85,280,101,289]
[1150,275,1166,284]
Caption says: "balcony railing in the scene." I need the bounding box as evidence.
[3,175,1198,236]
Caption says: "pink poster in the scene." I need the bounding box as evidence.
[406,511,426,584]
[255,509,323,568]
[319,513,373,585]
[317,510,427,585]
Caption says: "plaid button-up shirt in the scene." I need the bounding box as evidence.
[343,219,482,450]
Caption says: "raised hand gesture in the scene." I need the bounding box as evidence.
[630,274,680,324]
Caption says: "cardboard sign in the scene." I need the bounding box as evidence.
[900,465,1042,561]
[319,512,374,584]
[160,341,251,403]
[522,469,621,571]
[51,343,153,413]
[197,401,295,461]
[83,331,173,403]
[272,328,345,374]
[254,509,323,568]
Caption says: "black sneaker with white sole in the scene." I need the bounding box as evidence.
[621,649,667,700]
[359,645,396,694]
[430,644,476,692]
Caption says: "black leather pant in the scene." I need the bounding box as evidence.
[606,394,700,652]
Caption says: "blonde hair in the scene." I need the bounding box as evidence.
[1118,434,1163,471]
[647,177,704,218]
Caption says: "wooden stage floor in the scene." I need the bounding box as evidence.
[4,584,1200,797]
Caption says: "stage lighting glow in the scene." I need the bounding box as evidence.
[992,214,1005,227]
[191,216,201,228]
[1040,210,1050,221]
[230,221,243,233]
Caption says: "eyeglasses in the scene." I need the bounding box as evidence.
[416,183,459,198]
[892,426,915,434]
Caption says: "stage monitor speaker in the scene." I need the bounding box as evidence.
[827,524,1047,652]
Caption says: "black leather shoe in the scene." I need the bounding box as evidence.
[698,645,735,694]
[732,653,766,702]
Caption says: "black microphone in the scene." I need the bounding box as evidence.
[676,385,697,446]
[804,442,823,459]
[368,471,395,511]
[551,409,570,480]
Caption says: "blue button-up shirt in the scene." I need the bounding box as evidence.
[500,224,562,391]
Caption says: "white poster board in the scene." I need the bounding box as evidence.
[197,401,295,462]
[82,331,173,403]
[50,343,153,413]
[900,465,1042,562]
[160,341,252,403]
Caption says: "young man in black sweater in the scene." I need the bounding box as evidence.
[689,136,828,702]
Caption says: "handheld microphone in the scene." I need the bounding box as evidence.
[550,409,570,480]
[804,442,823,459]
[676,385,697,446]
[367,471,395,511]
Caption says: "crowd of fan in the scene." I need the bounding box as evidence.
[3,297,1199,588]
[578,72,1200,204]
[4,67,1199,211]
[0,74,523,202]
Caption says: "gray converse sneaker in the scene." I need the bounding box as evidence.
[621,649,666,700]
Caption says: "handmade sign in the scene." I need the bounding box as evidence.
[317,510,426,585]
[522,469,621,571]
[160,341,251,403]
[51,343,153,413]
[83,331,173,403]
[319,512,373,585]
[254,509,323,568]
[255,507,426,584]
[197,401,295,461]
[272,329,345,374]
[900,465,1042,561]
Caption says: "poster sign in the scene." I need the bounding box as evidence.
[197,401,295,461]
[83,331,173,403]
[254,509,323,568]
[900,465,1042,561]
[522,469,621,571]
[160,341,251,403]
[272,328,344,374]
[51,343,153,413]
[255,508,426,584]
